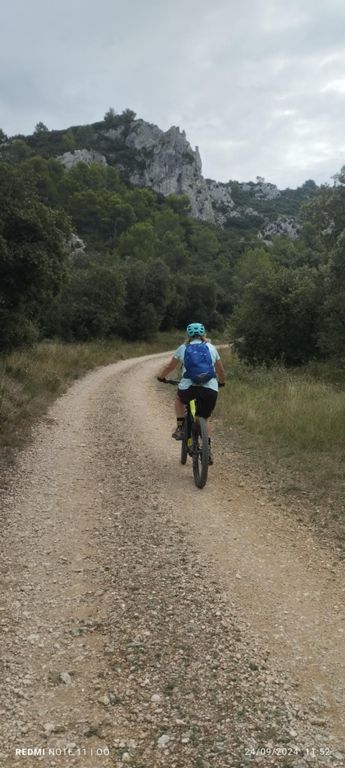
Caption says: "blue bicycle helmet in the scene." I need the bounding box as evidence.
[186,322,206,338]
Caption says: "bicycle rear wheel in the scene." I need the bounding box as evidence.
[192,417,209,489]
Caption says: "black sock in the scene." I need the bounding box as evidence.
[177,417,184,427]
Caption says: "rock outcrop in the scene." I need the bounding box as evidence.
[205,180,235,224]
[102,120,236,224]
[58,149,107,170]
[260,215,300,240]
[119,120,220,223]
[65,233,86,258]
[241,180,281,200]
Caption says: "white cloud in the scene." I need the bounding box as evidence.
[322,78,345,94]
[1,0,345,187]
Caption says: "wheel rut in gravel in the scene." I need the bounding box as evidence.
[0,351,344,767]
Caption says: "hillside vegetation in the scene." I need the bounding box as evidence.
[2,108,341,363]
[0,127,246,348]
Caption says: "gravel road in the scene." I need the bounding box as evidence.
[0,352,344,767]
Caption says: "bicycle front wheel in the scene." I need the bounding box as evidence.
[192,417,209,489]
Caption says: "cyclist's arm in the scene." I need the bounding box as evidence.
[215,358,225,385]
[157,356,179,379]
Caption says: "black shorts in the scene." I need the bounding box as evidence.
[177,386,218,419]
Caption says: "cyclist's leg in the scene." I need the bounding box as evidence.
[172,388,189,439]
[175,393,185,418]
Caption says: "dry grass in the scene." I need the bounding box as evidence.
[0,335,180,461]
[217,350,345,523]
[220,355,345,451]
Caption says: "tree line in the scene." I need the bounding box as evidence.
[229,171,345,364]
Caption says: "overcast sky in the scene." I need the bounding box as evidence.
[1,0,345,188]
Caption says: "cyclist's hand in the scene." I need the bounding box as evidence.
[218,382,225,387]
[157,376,166,383]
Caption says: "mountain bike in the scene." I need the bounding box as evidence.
[163,380,209,489]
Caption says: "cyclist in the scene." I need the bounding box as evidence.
[157,322,225,463]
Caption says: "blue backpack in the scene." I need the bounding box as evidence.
[184,342,215,384]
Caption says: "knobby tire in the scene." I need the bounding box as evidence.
[192,417,209,489]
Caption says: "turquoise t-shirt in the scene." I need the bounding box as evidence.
[174,340,220,392]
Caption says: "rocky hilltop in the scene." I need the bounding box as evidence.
[23,111,318,237]
[58,119,237,225]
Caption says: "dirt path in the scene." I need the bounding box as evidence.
[0,352,344,767]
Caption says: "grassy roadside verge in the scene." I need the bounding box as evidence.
[0,334,180,465]
[217,349,345,536]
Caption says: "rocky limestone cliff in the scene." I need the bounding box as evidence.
[57,117,303,238]
[105,119,237,224]
[125,121,217,222]
[58,119,235,226]
[205,179,235,225]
